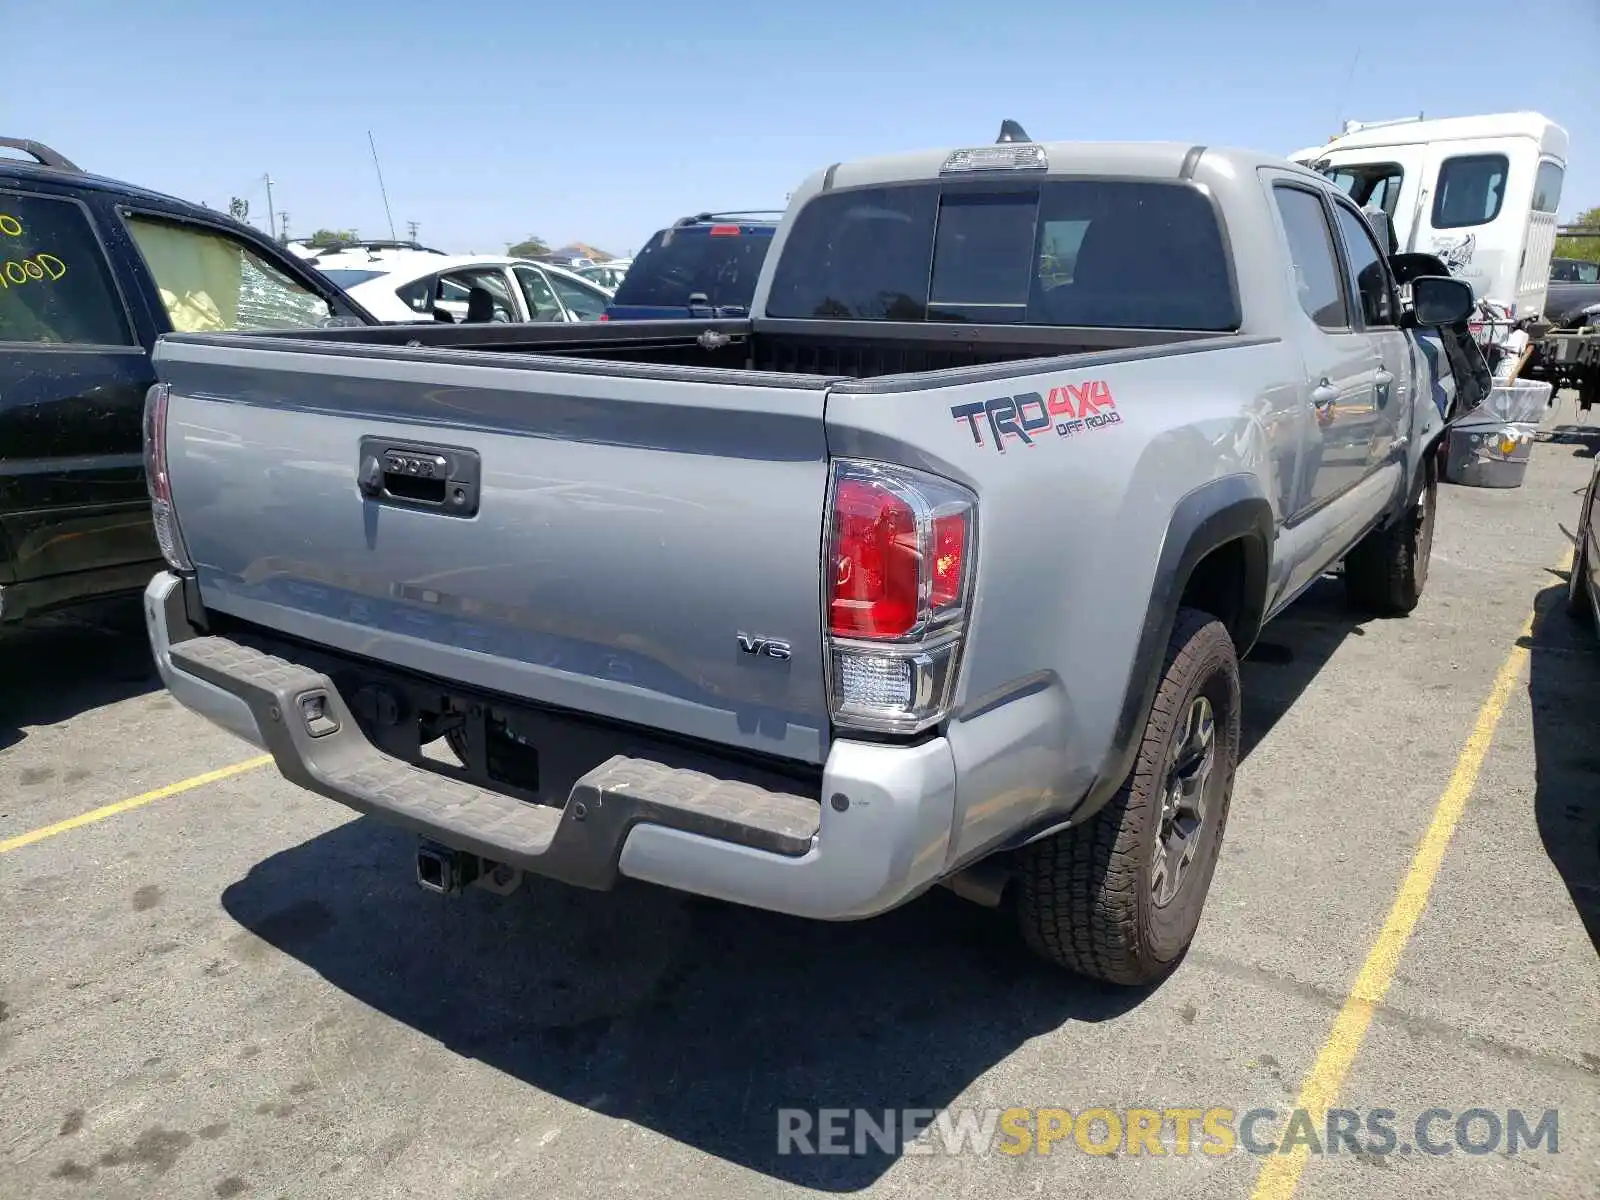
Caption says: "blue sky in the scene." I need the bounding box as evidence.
[8,0,1597,255]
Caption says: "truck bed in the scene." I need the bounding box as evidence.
[238,316,1230,380]
[150,318,1274,787]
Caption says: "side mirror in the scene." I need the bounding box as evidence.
[687,292,709,309]
[1410,275,1474,327]
[1362,205,1395,257]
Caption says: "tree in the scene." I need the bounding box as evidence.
[228,196,249,223]
[306,228,358,248]
[507,235,551,258]
[1554,206,1600,265]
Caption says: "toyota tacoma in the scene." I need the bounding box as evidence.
[142,128,1476,984]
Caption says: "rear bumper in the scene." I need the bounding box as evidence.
[145,572,956,920]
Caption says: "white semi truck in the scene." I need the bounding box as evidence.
[1292,111,1569,322]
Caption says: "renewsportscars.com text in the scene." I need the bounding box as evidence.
[776,1106,1559,1158]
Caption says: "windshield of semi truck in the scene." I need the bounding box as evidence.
[765,179,1237,330]
[1320,162,1404,217]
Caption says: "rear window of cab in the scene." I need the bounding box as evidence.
[765,179,1238,331]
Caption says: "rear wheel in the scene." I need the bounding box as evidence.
[1015,608,1240,985]
[1345,458,1437,615]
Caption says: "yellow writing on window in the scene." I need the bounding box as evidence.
[0,253,67,288]
[0,214,22,237]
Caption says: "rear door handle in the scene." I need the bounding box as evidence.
[357,437,481,518]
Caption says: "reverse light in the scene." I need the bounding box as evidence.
[143,383,194,572]
[825,460,977,735]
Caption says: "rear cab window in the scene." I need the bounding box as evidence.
[124,214,346,332]
[764,179,1238,330]
[1551,260,1598,285]
[611,224,774,312]
[0,191,134,346]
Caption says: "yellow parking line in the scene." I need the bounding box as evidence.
[1249,554,1564,1200]
[0,755,272,854]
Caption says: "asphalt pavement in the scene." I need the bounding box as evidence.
[2,395,1597,1200]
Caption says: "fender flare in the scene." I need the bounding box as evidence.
[1066,474,1273,830]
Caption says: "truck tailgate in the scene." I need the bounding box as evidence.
[154,336,834,764]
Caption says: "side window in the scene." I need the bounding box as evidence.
[547,273,607,320]
[0,192,133,346]
[1432,154,1508,229]
[513,266,562,321]
[441,267,516,322]
[125,215,333,332]
[1332,204,1397,327]
[1273,186,1350,330]
[395,275,435,314]
[1532,161,1564,214]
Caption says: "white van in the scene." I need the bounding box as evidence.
[1290,112,1569,320]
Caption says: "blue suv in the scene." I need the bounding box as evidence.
[603,211,780,321]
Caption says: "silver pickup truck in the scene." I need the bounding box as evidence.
[143,133,1476,985]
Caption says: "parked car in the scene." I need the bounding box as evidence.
[290,238,447,264]
[0,136,373,626]
[603,212,779,320]
[326,254,613,324]
[577,259,631,291]
[144,130,1474,984]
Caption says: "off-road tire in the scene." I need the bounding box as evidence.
[1344,457,1438,616]
[1015,608,1240,985]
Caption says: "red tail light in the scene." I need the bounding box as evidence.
[598,313,610,321]
[824,460,977,735]
[145,382,173,503]
[829,479,919,637]
[708,224,741,237]
[143,383,193,571]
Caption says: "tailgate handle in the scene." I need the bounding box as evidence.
[357,437,481,518]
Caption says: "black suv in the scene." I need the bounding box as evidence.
[0,138,373,625]
[603,211,781,321]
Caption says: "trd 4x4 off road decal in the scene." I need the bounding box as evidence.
[950,380,1121,453]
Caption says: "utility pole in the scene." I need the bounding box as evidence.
[263,174,277,241]
[279,212,291,244]
[407,219,419,242]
